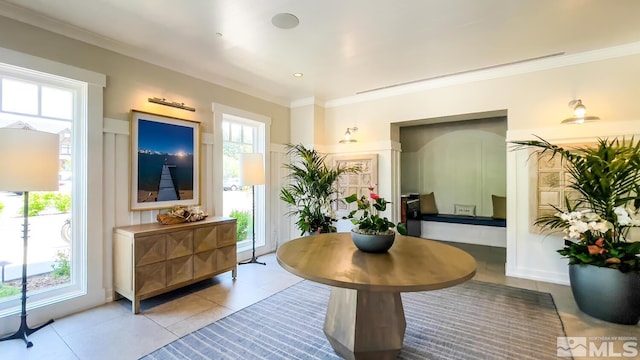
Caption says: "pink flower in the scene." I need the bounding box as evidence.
[588,245,601,255]
[370,193,380,200]
[595,237,604,247]
[368,184,376,192]
[605,257,621,264]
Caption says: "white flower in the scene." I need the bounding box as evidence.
[615,206,632,226]
[592,220,613,233]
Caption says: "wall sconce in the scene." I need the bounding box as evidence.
[561,99,600,124]
[339,127,358,144]
[148,97,195,112]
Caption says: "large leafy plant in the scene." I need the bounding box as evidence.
[344,185,407,235]
[512,137,640,272]
[280,144,359,235]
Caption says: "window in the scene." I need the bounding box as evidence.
[0,69,86,316]
[222,117,265,252]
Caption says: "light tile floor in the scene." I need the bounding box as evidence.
[1,243,638,360]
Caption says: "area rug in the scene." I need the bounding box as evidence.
[142,280,567,360]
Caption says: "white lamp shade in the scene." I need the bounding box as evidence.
[0,128,60,191]
[239,153,265,186]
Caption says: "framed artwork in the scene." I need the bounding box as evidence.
[333,154,378,212]
[528,143,588,233]
[130,110,200,210]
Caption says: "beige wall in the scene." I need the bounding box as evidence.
[323,52,640,285]
[0,15,290,142]
[0,15,292,325]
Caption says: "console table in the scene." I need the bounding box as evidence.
[113,217,237,313]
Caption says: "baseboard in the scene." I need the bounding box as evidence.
[505,263,569,285]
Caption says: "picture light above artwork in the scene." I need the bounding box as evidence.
[148,97,196,112]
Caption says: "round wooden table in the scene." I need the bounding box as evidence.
[277,232,477,360]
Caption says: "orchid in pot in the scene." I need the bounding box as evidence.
[511,136,640,324]
[344,186,407,252]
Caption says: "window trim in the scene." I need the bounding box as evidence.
[0,46,105,335]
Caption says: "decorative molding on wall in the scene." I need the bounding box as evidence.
[322,139,401,155]
[103,117,216,145]
[0,2,289,107]
[103,117,129,135]
[506,119,640,143]
[0,45,106,86]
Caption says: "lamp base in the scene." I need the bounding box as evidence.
[239,255,266,266]
[0,314,54,348]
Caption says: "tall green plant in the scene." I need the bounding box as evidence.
[280,144,359,235]
[511,137,640,271]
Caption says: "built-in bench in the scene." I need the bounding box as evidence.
[420,214,506,248]
[421,214,506,227]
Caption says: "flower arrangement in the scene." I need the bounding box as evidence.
[344,185,407,235]
[511,137,640,272]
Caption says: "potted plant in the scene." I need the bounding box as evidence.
[512,136,640,324]
[280,144,358,235]
[344,185,407,253]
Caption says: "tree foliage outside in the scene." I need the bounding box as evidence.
[230,209,251,241]
[18,192,71,216]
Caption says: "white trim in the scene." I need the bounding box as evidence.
[505,264,569,286]
[103,117,129,135]
[0,2,288,107]
[290,97,324,108]
[506,119,640,142]
[421,221,507,248]
[0,51,106,334]
[0,46,105,86]
[202,132,214,145]
[211,102,274,255]
[6,1,640,109]
[324,42,640,108]
[322,139,401,155]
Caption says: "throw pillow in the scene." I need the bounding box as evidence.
[420,192,438,214]
[454,204,476,216]
[492,195,507,220]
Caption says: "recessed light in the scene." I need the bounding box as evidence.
[293,73,303,78]
[272,13,299,29]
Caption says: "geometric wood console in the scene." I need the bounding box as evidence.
[113,217,237,313]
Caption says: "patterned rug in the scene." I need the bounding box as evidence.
[142,281,567,359]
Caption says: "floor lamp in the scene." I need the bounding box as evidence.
[238,153,266,266]
[0,128,60,348]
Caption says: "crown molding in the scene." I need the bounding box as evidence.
[290,97,325,108]
[0,1,291,107]
[3,1,640,110]
[325,41,640,108]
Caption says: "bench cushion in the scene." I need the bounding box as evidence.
[422,214,506,227]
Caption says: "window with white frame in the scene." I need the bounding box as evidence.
[222,116,265,252]
[0,68,86,316]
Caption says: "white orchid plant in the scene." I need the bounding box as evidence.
[511,137,640,272]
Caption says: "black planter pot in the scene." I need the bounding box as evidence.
[569,264,640,325]
[350,230,395,253]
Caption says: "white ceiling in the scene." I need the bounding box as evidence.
[1,0,640,106]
